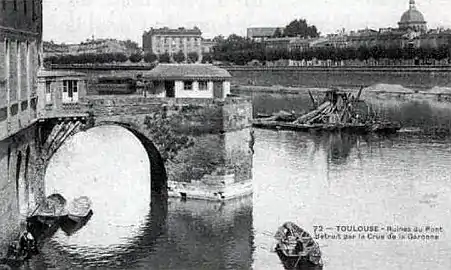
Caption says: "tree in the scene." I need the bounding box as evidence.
[283,19,320,38]
[187,52,199,63]
[202,53,213,63]
[144,52,158,63]
[122,39,140,53]
[129,53,143,63]
[173,50,186,63]
[272,28,284,38]
[159,52,171,63]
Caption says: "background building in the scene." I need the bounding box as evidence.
[262,0,450,54]
[142,27,203,61]
[201,38,216,54]
[247,27,282,42]
[43,38,139,58]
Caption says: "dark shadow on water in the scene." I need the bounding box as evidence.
[276,249,323,270]
[26,195,255,270]
[25,194,168,269]
[310,132,400,165]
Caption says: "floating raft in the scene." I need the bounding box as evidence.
[253,87,402,134]
[252,119,401,134]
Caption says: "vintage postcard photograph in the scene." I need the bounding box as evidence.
[0,0,450,269]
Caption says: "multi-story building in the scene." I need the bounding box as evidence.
[0,0,43,140]
[43,38,139,58]
[142,27,203,61]
[201,38,216,54]
[247,27,282,42]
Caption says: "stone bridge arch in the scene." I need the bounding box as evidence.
[38,96,255,201]
[38,118,168,197]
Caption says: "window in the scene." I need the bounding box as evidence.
[2,0,6,10]
[183,81,193,90]
[45,81,51,103]
[24,0,27,14]
[63,80,78,93]
[198,81,208,91]
[13,0,17,10]
[62,80,78,103]
[32,0,36,20]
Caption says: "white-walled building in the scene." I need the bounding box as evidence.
[36,69,87,118]
[144,64,231,99]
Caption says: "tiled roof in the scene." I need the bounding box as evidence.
[247,27,280,38]
[38,69,87,78]
[144,64,231,80]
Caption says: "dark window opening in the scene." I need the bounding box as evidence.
[13,0,17,10]
[23,0,27,14]
[15,151,22,208]
[198,81,208,91]
[180,192,187,200]
[183,81,193,90]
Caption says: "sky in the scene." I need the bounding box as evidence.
[43,0,451,44]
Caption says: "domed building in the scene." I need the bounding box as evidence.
[398,0,427,32]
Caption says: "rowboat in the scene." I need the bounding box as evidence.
[60,209,93,236]
[66,196,93,223]
[274,222,323,268]
[31,194,68,225]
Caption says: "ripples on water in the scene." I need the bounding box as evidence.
[27,125,451,270]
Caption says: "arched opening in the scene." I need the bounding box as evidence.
[15,151,22,213]
[7,147,11,178]
[124,127,167,196]
[24,146,31,212]
[44,124,167,253]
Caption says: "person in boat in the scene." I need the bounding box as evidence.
[17,224,39,257]
[294,237,304,254]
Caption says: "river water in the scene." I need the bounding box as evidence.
[25,123,451,270]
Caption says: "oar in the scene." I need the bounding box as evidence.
[29,203,41,217]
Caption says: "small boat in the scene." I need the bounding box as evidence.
[274,222,323,268]
[31,193,68,225]
[60,210,93,236]
[66,196,93,223]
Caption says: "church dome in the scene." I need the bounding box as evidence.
[400,8,425,23]
[398,0,427,31]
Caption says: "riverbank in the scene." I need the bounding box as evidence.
[232,84,451,135]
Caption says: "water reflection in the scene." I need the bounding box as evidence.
[31,124,255,269]
[252,129,451,270]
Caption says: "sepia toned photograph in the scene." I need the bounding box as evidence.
[0,0,450,269]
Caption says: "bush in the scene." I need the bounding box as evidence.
[129,53,143,63]
[144,52,158,63]
[159,53,171,63]
[187,52,199,63]
[173,50,186,63]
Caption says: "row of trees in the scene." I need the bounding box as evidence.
[44,51,204,65]
[210,33,451,64]
[273,19,320,38]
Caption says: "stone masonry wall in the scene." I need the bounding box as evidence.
[0,124,44,256]
[82,96,254,196]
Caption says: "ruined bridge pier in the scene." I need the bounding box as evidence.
[39,96,255,201]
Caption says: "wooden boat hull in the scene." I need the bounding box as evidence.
[275,249,323,270]
[61,210,93,236]
[66,196,92,223]
[274,222,324,268]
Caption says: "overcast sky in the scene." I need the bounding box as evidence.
[43,0,451,44]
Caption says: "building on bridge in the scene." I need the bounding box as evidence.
[144,64,231,99]
[36,69,87,118]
